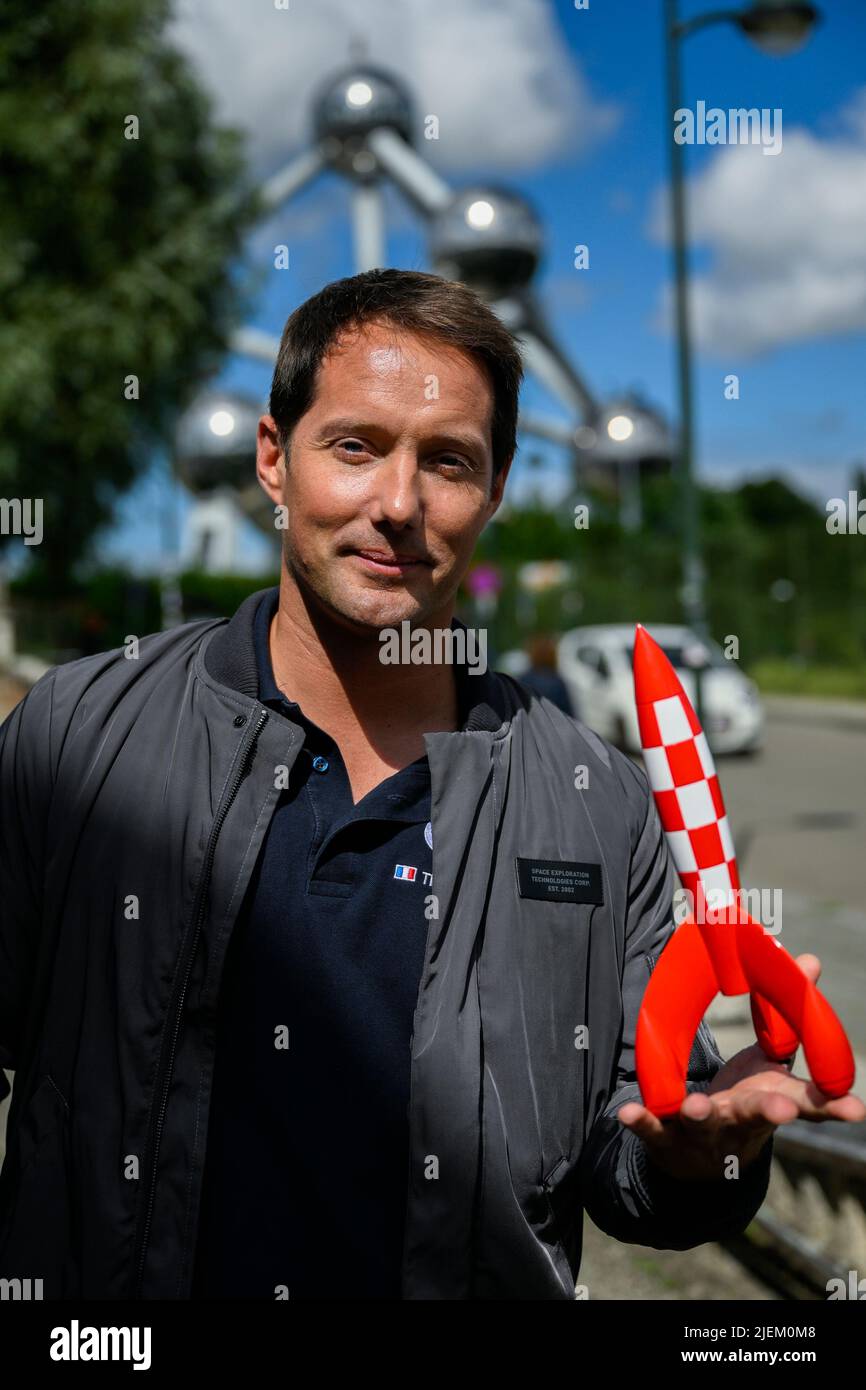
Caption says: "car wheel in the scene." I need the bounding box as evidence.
[733,740,763,758]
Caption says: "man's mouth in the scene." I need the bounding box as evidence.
[349,548,432,576]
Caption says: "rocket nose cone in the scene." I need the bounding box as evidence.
[632,624,682,703]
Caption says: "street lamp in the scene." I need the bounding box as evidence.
[663,0,820,639]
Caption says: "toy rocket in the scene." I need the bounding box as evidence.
[632,623,855,1118]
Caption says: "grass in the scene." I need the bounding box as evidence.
[750,660,866,701]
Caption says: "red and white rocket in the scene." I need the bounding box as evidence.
[632,622,854,1118]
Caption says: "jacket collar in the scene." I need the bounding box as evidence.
[203,584,520,734]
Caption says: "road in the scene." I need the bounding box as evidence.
[706,696,866,1058]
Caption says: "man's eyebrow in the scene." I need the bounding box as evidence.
[315,417,489,454]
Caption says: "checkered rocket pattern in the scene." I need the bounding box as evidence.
[633,626,740,909]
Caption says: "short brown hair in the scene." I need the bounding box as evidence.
[269,268,524,480]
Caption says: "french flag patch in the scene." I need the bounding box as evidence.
[394,864,418,881]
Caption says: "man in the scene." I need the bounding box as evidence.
[520,633,576,717]
[1,269,862,1301]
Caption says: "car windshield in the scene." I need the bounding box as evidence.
[624,640,728,669]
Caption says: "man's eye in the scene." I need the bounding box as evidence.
[333,441,470,471]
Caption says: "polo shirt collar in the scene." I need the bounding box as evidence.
[204,584,516,734]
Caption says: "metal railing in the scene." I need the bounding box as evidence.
[723,1120,866,1299]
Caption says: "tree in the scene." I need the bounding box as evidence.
[0,0,261,584]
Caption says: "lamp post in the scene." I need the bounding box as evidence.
[663,0,819,642]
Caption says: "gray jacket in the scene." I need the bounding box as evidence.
[0,586,772,1299]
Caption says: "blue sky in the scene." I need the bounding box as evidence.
[96,0,866,575]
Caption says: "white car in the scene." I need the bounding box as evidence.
[554,623,764,755]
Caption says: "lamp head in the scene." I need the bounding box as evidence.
[737,0,819,56]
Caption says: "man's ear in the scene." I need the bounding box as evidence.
[256,414,286,507]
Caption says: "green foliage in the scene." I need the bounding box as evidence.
[8,566,274,654]
[751,660,866,700]
[180,569,279,620]
[0,0,262,581]
[470,475,866,670]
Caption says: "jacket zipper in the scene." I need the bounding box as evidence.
[132,707,269,1297]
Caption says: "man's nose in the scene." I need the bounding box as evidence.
[368,451,423,528]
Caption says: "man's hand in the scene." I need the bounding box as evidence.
[617,954,866,1183]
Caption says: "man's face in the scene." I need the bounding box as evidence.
[256,320,511,633]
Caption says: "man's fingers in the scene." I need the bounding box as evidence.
[618,1077,866,1136]
[616,1102,667,1144]
[794,952,821,984]
[741,1089,799,1127]
[796,1087,866,1123]
[681,1089,789,1134]
[729,1078,865,1125]
[678,1090,718,1136]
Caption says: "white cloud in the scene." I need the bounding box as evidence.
[648,90,866,355]
[168,0,619,176]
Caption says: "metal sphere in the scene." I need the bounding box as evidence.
[582,396,676,471]
[312,65,413,171]
[430,187,544,295]
[174,391,263,495]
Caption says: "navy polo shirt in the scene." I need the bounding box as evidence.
[191,589,471,1300]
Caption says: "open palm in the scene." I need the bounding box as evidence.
[617,953,866,1182]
